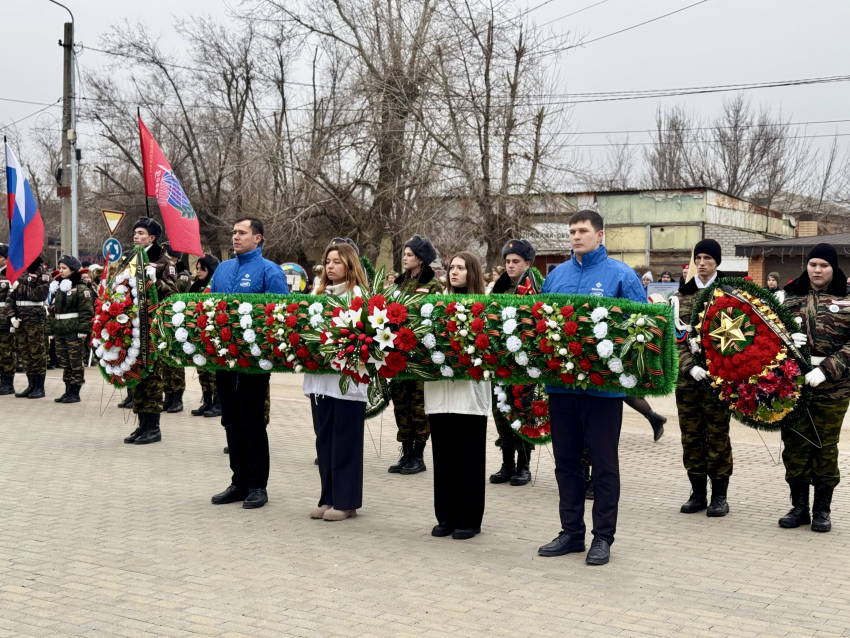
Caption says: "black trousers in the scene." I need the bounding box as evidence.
[310,395,366,511]
[549,393,623,545]
[430,413,487,530]
[216,371,271,490]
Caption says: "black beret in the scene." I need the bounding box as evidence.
[133,217,163,241]
[693,238,722,265]
[404,235,437,266]
[502,239,536,263]
[161,243,183,259]
[328,237,359,256]
[0,243,7,258]
[58,255,82,272]
[806,243,838,271]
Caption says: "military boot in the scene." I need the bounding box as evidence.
[707,477,730,517]
[191,392,212,416]
[162,392,174,412]
[117,392,133,409]
[680,474,708,513]
[811,485,834,533]
[135,414,162,444]
[15,374,34,398]
[388,441,413,473]
[27,374,46,399]
[0,375,15,395]
[489,447,516,483]
[778,481,811,528]
[124,415,146,444]
[511,447,532,486]
[64,384,82,403]
[399,440,427,474]
[55,382,70,403]
[204,393,221,418]
[167,390,184,413]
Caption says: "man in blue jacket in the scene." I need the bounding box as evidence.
[537,210,646,565]
[209,218,289,509]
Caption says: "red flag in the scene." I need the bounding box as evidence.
[138,116,203,256]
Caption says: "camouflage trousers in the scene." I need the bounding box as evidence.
[493,404,533,455]
[198,369,216,395]
[391,379,430,442]
[55,337,85,385]
[164,364,186,392]
[0,330,15,376]
[675,380,733,479]
[781,397,849,488]
[15,324,47,375]
[133,359,166,415]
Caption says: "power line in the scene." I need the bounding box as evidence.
[0,99,62,132]
[538,0,611,28]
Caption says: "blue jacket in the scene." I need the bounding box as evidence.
[209,246,290,295]
[541,245,646,398]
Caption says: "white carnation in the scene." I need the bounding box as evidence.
[591,307,609,323]
[506,336,522,352]
[423,333,437,349]
[457,313,467,322]
[250,344,262,357]
[431,351,446,365]
[511,420,522,431]
[128,277,137,289]
[175,327,189,343]
[514,351,529,366]
[309,314,324,328]
[172,301,186,313]
[440,365,454,377]
[172,313,185,327]
[593,322,608,339]
[499,404,511,414]
[132,328,140,339]
[608,357,624,374]
[131,317,140,328]
[182,342,196,355]
[259,359,273,371]
[131,338,140,349]
[49,280,59,294]
[239,314,252,330]
[422,319,432,327]
[619,373,637,388]
[193,354,207,367]
[238,302,253,315]
[596,339,614,359]
[503,318,518,335]
[243,329,256,344]
[577,373,586,381]
[420,303,434,317]
[91,338,101,348]
[526,367,541,379]
[543,304,554,315]
[95,346,104,358]
[114,284,127,294]
[501,306,517,321]
[128,347,140,359]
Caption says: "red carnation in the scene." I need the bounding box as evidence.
[350,296,364,311]
[531,400,548,417]
[458,353,472,365]
[305,359,319,370]
[296,346,310,359]
[560,373,575,385]
[288,332,300,347]
[561,306,575,319]
[216,313,228,327]
[220,327,232,342]
[384,351,407,374]
[470,318,485,333]
[217,300,227,311]
[447,320,458,333]
[197,315,208,329]
[579,358,592,371]
[568,341,583,357]
[483,353,498,365]
[386,302,408,324]
[590,372,605,386]
[206,344,216,355]
[265,316,274,327]
[531,302,545,319]
[535,319,548,334]
[514,398,523,409]
[468,366,484,381]
[368,295,386,313]
[104,340,113,350]
[474,334,490,350]
[395,327,417,352]
[285,315,298,328]
[238,357,250,368]
[496,366,511,379]
[512,386,524,398]
[287,303,299,313]
[446,302,457,315]
[228,343,239,357]
[470,302,485,317]
[547,358,562,370]
[450,339,462,352]
[539,339,555,354]
[266,331,276,344]
[264,303,276,316]
[216,356,226,366]
[563,321,578,336]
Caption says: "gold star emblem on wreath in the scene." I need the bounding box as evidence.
[709,311,748,352]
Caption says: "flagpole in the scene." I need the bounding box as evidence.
[137,107,152,219]
[3,135,9,235]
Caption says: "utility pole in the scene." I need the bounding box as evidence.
[58,11,77,257]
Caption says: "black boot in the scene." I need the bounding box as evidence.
[15,374,34,398]
[166,390,184,413]
[117,392,133,409]
[162,392,174,412]
[0,375,15,395]
[388,441,414,473]
[135,413,162,444]
[778,481,811,528]
[707,477,730,517]
[511,447,532,486]
[680,474,708,513]
[489,447,516,483]
[63,384,81,403]
[400,440,427,474]
[55,382,70,403]
[204,393,221,418]
[648,411,666,441]
[811,485,834,532]
[191,392,212,416]
[124,414,146,444]
[27,374,46,399]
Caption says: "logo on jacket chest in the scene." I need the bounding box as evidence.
[239,273,252,289]
[590,281,604,297]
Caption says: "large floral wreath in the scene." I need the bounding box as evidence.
[494,383,551,444]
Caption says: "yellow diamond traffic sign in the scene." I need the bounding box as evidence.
[101,209,126,237]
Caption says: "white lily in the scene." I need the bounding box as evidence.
[375,326,397,350]
[368,353,386,370]
[368,307,389,329]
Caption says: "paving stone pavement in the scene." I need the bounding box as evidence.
[1,368,850,638]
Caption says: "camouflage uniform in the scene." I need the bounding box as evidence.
[672,272,733,480]
[7,261,50,376]
[49,273,95,387]
[0,265,15,381]
[390,264,443,443]
[782,286,850,488]
[198,369,216,395]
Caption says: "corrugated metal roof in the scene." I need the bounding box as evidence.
[736,232,850,258]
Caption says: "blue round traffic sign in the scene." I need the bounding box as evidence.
[103,238,123,263]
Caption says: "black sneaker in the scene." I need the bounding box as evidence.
[586,538,610,565]
[538,532,585,557]
[211,484,249,505]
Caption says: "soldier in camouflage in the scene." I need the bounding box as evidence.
[671,239,732,517]
[489,239,540,486]
[123,218,178,445]
[161,243,191,413]
[779,243,850,533]
[389,235,443,475]
[47,255,95,403]
[0,245,16,395]
[6,255,50,399]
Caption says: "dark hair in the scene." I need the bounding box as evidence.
[234,217,264,237]
[569,209,604,232]
[446,252,486,295]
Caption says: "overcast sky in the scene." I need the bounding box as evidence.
[2,0,849,170]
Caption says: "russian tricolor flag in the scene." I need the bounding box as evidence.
[5,141,44,283]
